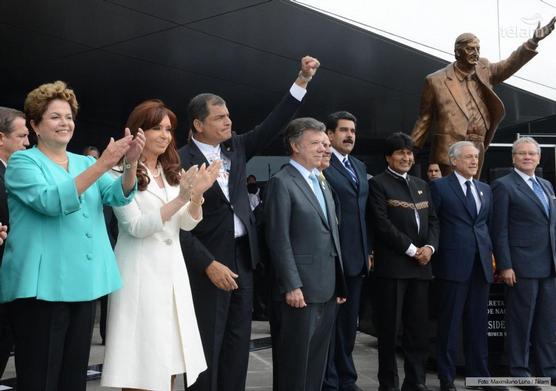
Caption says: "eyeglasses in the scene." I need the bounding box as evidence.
[513,151,539,156]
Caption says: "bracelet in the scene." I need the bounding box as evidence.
[190,196,205,206]
[297,71,312,82]
[123,157,137,170]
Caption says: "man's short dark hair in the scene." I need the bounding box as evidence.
[83,145,99,155]
[0,106,25,135]
[284,117,325,155]
[384,132,415,156]
[187,93,227,133]
[325,111,357,132]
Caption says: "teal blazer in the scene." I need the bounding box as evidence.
[0,148,135,302]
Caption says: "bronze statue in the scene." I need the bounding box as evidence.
[411,18,555,177]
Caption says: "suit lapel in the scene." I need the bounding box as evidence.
[330,154,358,191]
[447,173,476,220]
[287,165,329,228]
[144,168,167,203]
[512,171,548,219]
[445,64,470,120]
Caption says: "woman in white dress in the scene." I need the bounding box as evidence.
[101,99,220,391]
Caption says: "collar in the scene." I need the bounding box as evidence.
[331,147,347,163]
[454,171,474,186]
[514,167,537,183]
[191,136,221,156]
[387,166,408,180]
[454,62,476,82]
[289,159,318,180]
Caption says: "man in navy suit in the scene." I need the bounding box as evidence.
[179,57,320,391]
[430,141,506,391]
[491,137,556,390]
[322,111,370,391]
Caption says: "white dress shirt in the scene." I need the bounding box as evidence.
[454,171,482,213]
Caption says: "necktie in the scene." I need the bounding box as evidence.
[343,157,359,184]
[309,173,328,223]
[465,180,478,218]
[530,178,549,216]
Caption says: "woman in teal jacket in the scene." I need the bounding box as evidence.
[0,80,145,391]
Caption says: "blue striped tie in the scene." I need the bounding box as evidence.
[343,157,359,184]
[530,178,549,216]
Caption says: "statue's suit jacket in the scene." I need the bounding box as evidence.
[411,42,537,168]
[265,164,347,303]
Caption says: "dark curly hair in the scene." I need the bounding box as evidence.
[125,99,180,191]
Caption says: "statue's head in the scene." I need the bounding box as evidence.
[454,33,480,67]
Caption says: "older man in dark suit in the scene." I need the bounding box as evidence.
[411,19,555,177]
[265,117,347,391]
[178,57,319,391]
[430,141,506,391]
[322,111,370,391]
[491,137,556,389]
[0,106,28,376]
[368,132,439,391]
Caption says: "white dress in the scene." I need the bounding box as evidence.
[101,170,207,390]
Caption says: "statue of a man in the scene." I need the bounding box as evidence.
[411,18,555,177]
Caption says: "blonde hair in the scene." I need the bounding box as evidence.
[24,81,78,124]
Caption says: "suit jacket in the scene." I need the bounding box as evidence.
[265,164,346,303]
[411,42,537,167]
[0,148,134,302]
[0,163,7,263]
[323,154,370,277]
[178,92,301,279]
[491,170,556,278]
[368,170,439,279]
[430,173,494,283]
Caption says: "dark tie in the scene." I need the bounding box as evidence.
[465,180,477,218]
[343,157,359,184]
[530,178,549,216]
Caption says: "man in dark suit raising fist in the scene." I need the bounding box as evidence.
[179,56,320,391]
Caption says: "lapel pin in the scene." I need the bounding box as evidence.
[480,191,483,196]
[417,190,423,195]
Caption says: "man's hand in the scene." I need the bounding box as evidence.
[414,246,433,265]
[337,297,347,304]
[498,268,517,287]
[205,260,239,291]
[285,288,307,308]
[533,17,556,43]
[368,254,374,271]
[0,225,7,246]
[295,56,320,87]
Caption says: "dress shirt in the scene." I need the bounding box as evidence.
[453,64,490,134]
[289,159,320,191]
[331,147,346,163]
[454,171,482,213]
[191,137,246,238]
